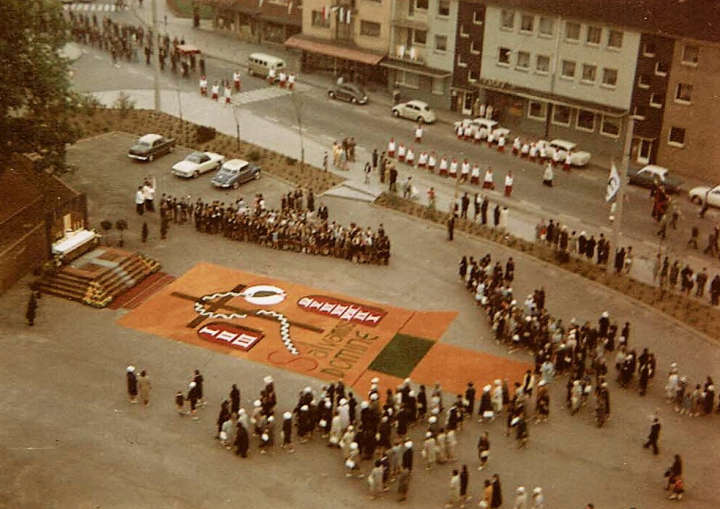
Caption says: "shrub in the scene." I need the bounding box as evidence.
[112,92,135,117]
[196,125,216,143]
[286,156,297,166]
[248,149,262,162]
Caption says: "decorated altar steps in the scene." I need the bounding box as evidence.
[34,248,161,308]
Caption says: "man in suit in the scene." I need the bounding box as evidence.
[643,417,661,454]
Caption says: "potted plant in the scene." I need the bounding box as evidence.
[115,219,128,247]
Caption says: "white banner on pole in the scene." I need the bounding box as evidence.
[606,161,620,202]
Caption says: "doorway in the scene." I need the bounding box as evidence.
[637,139,652,164]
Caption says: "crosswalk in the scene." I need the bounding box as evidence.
[231,86,293,106]
[63,3,130,12]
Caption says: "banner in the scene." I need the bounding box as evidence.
[606,161,620,202]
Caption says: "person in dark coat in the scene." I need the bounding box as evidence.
[614,247,625,273]
[26,292,38,326]
[465,382,476,416]
[216,400,230,438]
[126,366,138,403]
[187,381,200,420]
[230,384,240,414]
[460,464,469,503]
[447,214,456,241]
[235,421,249,457]
[491,473,503,508]
[193,369,205,406]
[586,236,596,260]
[481,197,489,225]
[493,204,501,228]
[643,417,661,454]
[402,441,414,472]
[417,385,427,419]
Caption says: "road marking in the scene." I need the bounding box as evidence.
[232,86,291,106]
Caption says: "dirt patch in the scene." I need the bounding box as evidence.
[69,109,344,194]
[375,192,720,339]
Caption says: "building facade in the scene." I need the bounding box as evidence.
[381,0,458,109]
[285,0,390,84]
[450,0,485,115]
[202,0,302,45]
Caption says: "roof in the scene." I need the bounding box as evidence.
[223,159,249,169]
[139,134,162,143]
[0,166,43,225]
[549,139,578,150]
[284,35,386,66]
[640,164,669,174]
[487,0,720,43]
[381,58,453,78]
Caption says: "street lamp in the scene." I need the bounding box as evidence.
[231,102,241,151]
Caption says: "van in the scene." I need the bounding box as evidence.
[247,53,286,79]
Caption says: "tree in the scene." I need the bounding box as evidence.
[289,91,305,171]
[0,0,79,174]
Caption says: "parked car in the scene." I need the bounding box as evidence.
[452,117,510,138]
[536,139,592,167]
[689,184,720,207]
[128,134,175,162]
[328,83,368,105]
[391,100,437,124]
[211,159,261,189]
[171,151,225,178]
[628,165,683,193]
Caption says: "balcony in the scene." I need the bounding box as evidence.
[390,45,426,66]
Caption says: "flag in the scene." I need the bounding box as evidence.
[288,1,293,14]
[338,6,344,21]
[346,9,351,24]
[258,0,263,7]
[606,161,620,202]
[323,5,328,19]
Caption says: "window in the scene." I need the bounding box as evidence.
[608,30,623,49]
[311,10,330,27]
[416,0,428,10]
[414,29,427,45]
[360,20,381,37]
[581,64,596,83]
[655,61,668,76]
[432,77,445,95]
[602,68,618,87]
[473,9,483,25]
[397,70,419,88]
[586,26,601,45]
[470,40,480,54]
[498,47,511,65]
[500,10,514,30]
[643,41,656,57]
[675,83,693,103]
[435,35,447,52]
[459,24,469,38]
[682,45,699,65]
[539,16,553,36]
[637,74,650,89]
[668,126,686,147]
[649,92,663,108]
[633,104,647,120]
[456,54,467,67]
[576,110,595,132]
[565,21,580,41]
[561,60,576,78]
[516,51,530,70]
[552,105,572,126]
[438,0,450,16]
[520,14,534,33]
[536,55,550,74]
[528,101,547,121]
[468,70,479,82]
[601,116,620,137]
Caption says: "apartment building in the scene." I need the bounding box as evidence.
[656,40,720,180]
[382,0,458,108]
[202,0,302,44]
[285,0,390,84]
[451,0,485,115]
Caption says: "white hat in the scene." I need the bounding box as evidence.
[483,385,491,392]
[573,380,580,386]
[370,393,379,400]
[601,311,609,318]
[404,377,411,385]
[517,487,525,494]
[189,381,196,388]
[350,442,358,450]
[371,377,380,384]
[254,400,261,407]
[533,487,542,494]
[429,416,437,423]
[409,390,415,397]
[303,386,312,394]
[361,401,369,409]
[511,300,517,306]
[283,411,292,419]
[425,431,432,438]
[431,408,439,415]
[538,380,546,387]
[339,398,347,405]
[239,408,246,415]
[494,379,501,385]
[267,416,274,422]
[126,366,135,373]
[479,502,488,509]
[513,334,520,341]
[325,401,332,408]
[300,405,308,411]
[404,440,413,448]
[264,376,273,384]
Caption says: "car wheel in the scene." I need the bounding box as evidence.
[232,182,239,190]
[148,154,154,162]
[393,109,400,118]
[169,145,174,152]
[254,171,261,180]
[690,195,702,205]
[328,91,335,99]
[351,97,357,104]
[193,171,199,178]
[417,116,423,123]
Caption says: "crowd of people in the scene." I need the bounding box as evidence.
[153,191,391,264]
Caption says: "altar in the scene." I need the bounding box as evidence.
[51,228,99,263]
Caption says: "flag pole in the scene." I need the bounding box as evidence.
[608,113,634,274]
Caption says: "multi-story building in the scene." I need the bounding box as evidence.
[478,1,641,156]
[451,0,485,115]
[655,40,720,180]
[202,0,302,45]
[381,0,458,108]
[285,0,390,84]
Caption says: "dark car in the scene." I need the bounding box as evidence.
[328,83,368,105]
[628,165,683,194]
[128,134,175,162]
[211,159,261,189]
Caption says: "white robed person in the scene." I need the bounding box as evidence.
[542,163,554,187]
[423,431,437,469]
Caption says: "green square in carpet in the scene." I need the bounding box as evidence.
[369,333,434,379]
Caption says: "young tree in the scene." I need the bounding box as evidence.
[0,0,79,174]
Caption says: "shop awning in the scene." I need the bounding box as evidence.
[380,58,452,78]
[391,18,429,31]
[284,35,385,66]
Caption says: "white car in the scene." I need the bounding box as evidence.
[536,139,592,167]
[452,117,510,139]
[689,184,720,207]
[171,151,225,178]
[392,100,437,124]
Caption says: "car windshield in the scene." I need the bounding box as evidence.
[422,105,430,111]
[186,152,206,163]
[353,86,366,95]
[137,140,151,147]
[222,167,239,174]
